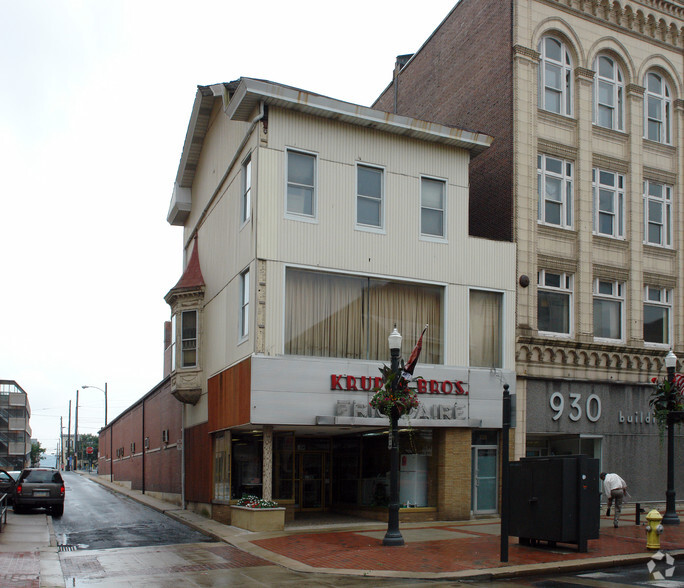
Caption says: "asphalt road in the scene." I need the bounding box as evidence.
[50,474,684,586]
[52,470,213,550]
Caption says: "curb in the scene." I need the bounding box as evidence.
[78,472,684,581]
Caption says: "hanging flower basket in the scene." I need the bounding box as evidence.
[649,377,684,437]
[370,365,419,418]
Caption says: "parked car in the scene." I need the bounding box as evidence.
[13,468,65,516]
[0,469,17,505]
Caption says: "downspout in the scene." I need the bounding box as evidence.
[141,401,145,494]
[184,100,266,251]
[181,408,185,507]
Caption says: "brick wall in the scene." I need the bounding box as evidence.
[98,378,182,496]
[434,428,471,519]
[374,0,514,242]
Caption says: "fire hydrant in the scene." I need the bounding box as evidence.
[646,509,664,550]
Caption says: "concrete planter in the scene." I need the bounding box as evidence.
[230,505,286,532]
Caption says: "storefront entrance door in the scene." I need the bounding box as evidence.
[471,446,498,514]
[297,452,327,510]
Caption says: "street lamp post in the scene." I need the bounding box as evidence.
[383,326,405,547]
[82,383,109,481]
[82,383,107,427]
[663,351,680,525]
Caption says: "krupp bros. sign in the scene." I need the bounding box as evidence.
[330,374,468,395]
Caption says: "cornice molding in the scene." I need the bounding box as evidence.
[539,0,684,50]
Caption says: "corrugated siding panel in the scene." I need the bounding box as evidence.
[208,359,252,430]
[184,421,212,503]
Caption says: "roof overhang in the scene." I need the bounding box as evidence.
[226,77,493,155]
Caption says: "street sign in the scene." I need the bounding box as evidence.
[86,446,93,454]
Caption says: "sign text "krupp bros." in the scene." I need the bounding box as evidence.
[330,375,468,395]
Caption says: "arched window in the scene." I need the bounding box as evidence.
[644,72,672,144]
[538,36,573,116]
[593,55,624,131]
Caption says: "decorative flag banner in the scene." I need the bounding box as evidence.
[402,324,428,382]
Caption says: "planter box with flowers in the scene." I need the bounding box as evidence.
[230,495,285,532]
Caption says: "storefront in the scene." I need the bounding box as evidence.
[524,378,684,501]
[210,356,516,521]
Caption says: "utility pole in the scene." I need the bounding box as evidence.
[59,417,63,470]
[67,400,72,470]
[74,389,79,471]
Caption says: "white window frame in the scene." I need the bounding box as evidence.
[643,180,672,247]
[241,154,252,225]
[592,168,625,239]
[285,149,317,221]
[538,154,573,228]
[356,163,385,231]
[537,270,573,337]
[593,55,624,131]
[239,268,250,340]
[593,278,624,342]
[180,309,198,368]
[644,72,672,144]
[170,314,177,371]
[643,285,672,347]
[420,176,446,239]
[538,36,573,117]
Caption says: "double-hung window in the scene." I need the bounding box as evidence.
[240,269,249,339]
[592,168,624,238]
[241,155,252,224]
[644,72,672,144]
[469,289,503,368]
[537,270,572,336]
[644,180,672,247]
[644,286,671,346]
[286,150,316,218]
[594,55,624,131]
[538,36,573,116]
[180,310,198,367]
[593,279,623,341]
[420,177,445,238]
[538,154,573,228]
[356,164,384,229]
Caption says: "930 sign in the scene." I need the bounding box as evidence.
[549,392,601,423]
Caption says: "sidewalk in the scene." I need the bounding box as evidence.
[1,472,683,584]
[76,473,684,581]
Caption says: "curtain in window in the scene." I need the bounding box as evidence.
[285,269,442,362]
[367,280,441,363]
[285,270,365,358]
[470,290,502,368]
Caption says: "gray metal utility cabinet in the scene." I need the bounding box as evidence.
[508,454,600,552]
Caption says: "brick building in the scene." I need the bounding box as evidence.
[374,0,684,500]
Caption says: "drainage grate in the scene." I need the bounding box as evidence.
[58,544,77,552]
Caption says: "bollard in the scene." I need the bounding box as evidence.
[646,509,664,550]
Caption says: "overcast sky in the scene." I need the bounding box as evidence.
[0,0,458,457]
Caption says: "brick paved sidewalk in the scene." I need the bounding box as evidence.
[248,515,684,578]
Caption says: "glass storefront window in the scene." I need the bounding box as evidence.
[231,434,263,499]
[274,433,294,500]
[213,432,230,501]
